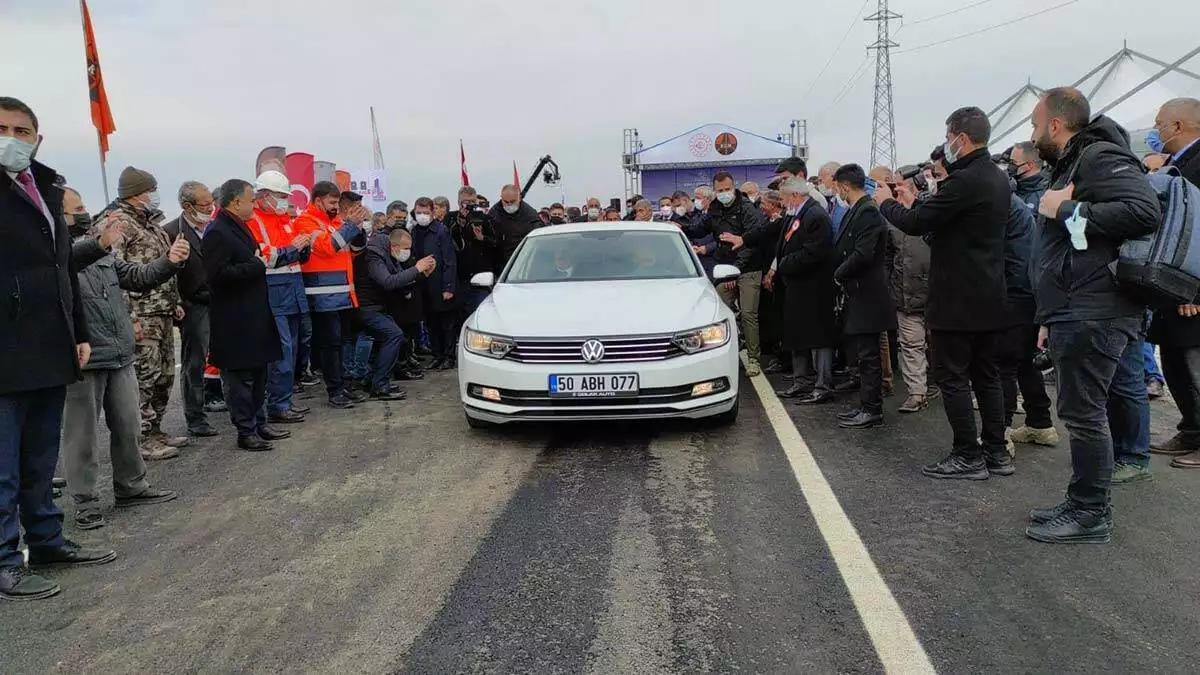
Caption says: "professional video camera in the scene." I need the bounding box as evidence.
[898,163,931,193]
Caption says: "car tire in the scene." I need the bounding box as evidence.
[707,397,739,427]
[465,411,494,430]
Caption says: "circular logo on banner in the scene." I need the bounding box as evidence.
[715,132,738,155]
[688,133,712,158]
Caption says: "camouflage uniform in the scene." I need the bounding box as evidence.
[101,201,180,436]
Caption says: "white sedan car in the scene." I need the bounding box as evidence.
[458,221,741,427]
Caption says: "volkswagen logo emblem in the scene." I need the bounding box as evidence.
[580,339,605,363]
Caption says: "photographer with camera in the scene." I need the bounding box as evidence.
[887,165,935,414]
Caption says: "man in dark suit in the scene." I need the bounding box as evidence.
[875,106,1013,480]
[831,165,895,429]
[1148,97,1200,469]
[163,181,216,437]
[1,97,116,601]
[200,179,289,452]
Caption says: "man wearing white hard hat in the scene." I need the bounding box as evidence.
[248,170,315,426]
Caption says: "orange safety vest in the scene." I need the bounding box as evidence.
[294,203,359,311]
[250,207,301,272]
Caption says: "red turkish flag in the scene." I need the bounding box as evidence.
[513,161,521,191]
[284,152,315,210]
[460,139,470,187]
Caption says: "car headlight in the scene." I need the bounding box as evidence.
[463,328,515,359]
[672,320,730,354]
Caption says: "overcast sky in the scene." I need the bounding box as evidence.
[4,0,1200,215]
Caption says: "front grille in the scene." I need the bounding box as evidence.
[468,378,730,407]
[505,335,684,364]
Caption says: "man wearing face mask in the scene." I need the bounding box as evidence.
[874,106,1012,481]
[656,197,674,222]
[447,188,495,316]
[99,166,191,460]
[294,180,369,409]
[164,181,216,438]
[385,201,409,231]
[411,197,459,370]
[740,182,761,208]
[632,199,654,222]
[548,203,567,225]
[1007,141,1049,214]
[490,184,541,271]
[63,186,185,531]
[382,228,430,379]
[0,98,118,601]
[672,190,717,279]
[585,197,603,222]
[249,171,315,421]
[700,171,769,376]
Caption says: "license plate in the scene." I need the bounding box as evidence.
[548,373,639,398]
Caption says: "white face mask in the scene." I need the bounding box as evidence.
[693,199,704,211]
[415,213,432,227]
[0,136,37,172]
[503,202,519,214]
[188,207,212,225]
[715,191,735,206]
[144,190,162,211]
[660,206,673,218]
[273,195,290,215]
[587,207,600,219]
[394,248,412,262]
[674,205,687,217]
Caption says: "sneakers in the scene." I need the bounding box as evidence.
[922,454,989,480]
[346,389,370,404]
[1010,425,1059,447]
[1112,462,1153,485]
[985,451,1016,477]
[299,370,322,387]
[898,394,927,414]
[329,394,356,409]
[1029,500,1075,524]
[115,487,179,508]
[140,438,180,461]
[1025,508,1113,544]
[149,427,190,448]
[745,360,762,377]
[0,566,61,601]
[203,399,228,413]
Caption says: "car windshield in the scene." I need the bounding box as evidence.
[502,229,701,283]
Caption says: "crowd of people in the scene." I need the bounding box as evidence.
[3,87,1200,599]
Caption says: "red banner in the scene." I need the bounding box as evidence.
[513,160,520,191]
[334,170,351,193]
[285,152,315,210]
[81,0,116,155]
[255,146,286,177]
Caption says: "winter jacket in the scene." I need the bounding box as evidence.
[880,147,1009,332]
[102,200,180,321]
[777,201,839,349]
[489,202,542,271]
[1148,138,1200,347]
[447,210,497,278]
[885,224,930,315]
[1003,192,1037,326]
[1033,115,1160,325]
[411,220,458,313]
[1013,170,1050,215]
[71,237,179,371]
[354,233,422,311]
[685,191,768,272]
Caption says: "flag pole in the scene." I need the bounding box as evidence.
[79,0,110,203]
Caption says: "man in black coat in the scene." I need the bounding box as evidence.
[876,106,1013,480]
[163,180,217,437]
[200,179,288,452]
[490,184,542,272]
[772,179,839,405]
[832,165,895,429]
[0,98,118,601]
[1147,97,1200,468]
[1009,141,1051,213]
[1026,88,1160,544]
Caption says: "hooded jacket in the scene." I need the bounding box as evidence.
[488,201,542,271]
[1033,115,1160,325]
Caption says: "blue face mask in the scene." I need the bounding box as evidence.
[1146,129,1165,154]
[864,177,878,198]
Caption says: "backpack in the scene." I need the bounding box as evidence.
[1113,166,1200,305]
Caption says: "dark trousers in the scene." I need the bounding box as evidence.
[179,302,210,431]
[996,322,1054,429]
[428,310,459,361]
[0,386,67,568]
[311,310,347,396]
[930,330,1006,460]
[1160,344,1200,442]
[267,313,300,414]
[360,308,406,392]
[220,368,268,438]
[850,333,884,414]
[1047,316,1144,510]
[296,310,313,375]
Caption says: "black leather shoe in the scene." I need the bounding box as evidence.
[28,540,117,567]
[1030,500,1075,524]
[834,378,861,393]
[775,384,810,399]
[837,408,862,421]
[763,360,792,375]
[428,358,445,371]
[289,403,311,415]
[0,566,61,601]
[986,452,1016,477]
[258,425,292,441]
[370,386,408,401]
[416,346,434,357]
[328,394,356,409]
[395,369,425,381]
[115,487,178,508]
[268,410,307,425]
[922,454,989,480]
[438,359,458,371]
[838,410,884,429]
[237,435,275,452]
[1025,509,1113,544]
[797,391,836,406]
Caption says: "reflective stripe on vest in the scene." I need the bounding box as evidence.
[306,284,355,295]
[265,265,302,276]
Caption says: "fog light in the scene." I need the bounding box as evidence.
[480,387,501,402]
[692,382,716,397]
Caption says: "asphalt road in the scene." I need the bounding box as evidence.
[3,365,1198,673]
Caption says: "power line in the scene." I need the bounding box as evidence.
[799,0,874,103]
[817,53,873,121]
[900,0,1001,28]
[896,0,1079,54]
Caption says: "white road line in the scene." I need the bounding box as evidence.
[745,362,936,675]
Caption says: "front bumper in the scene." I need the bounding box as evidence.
[458,341,739,423]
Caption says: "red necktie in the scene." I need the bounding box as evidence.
[16,170,47,218]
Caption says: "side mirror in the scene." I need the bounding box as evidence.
[470,272,496,288]
[712,264,741,282]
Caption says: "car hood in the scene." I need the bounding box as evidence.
[473,278,723,337]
